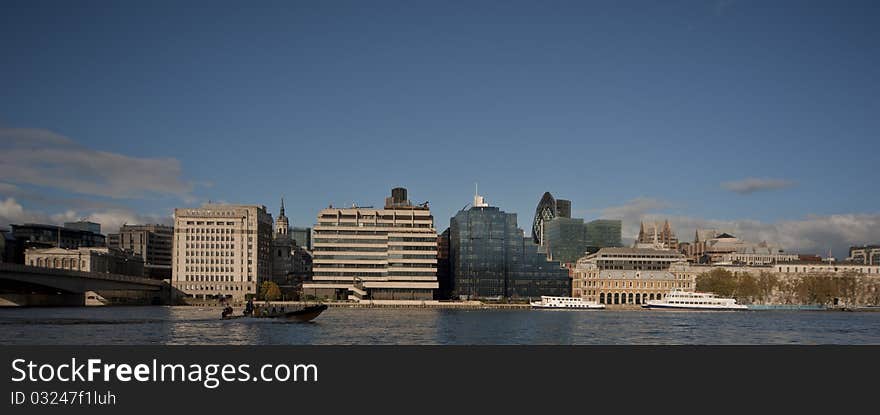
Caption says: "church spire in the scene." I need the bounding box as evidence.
[275,197,289,236]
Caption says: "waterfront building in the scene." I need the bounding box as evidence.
[171,204,274,300]
[450,191,570,299]
[303,187,438,301]
[10,223,106,251]
[688,230,797,265]
[848,245,880,265]
[107,224,173,279]
[774,262,880,276]
[635,220,678,250]
[26,246,144,276]
[436,228,452,300]
[573,247,695,305]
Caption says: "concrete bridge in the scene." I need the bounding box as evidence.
[0,263,176,306]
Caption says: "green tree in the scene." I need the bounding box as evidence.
[735,272,759,303]
[696,269,737,297]
[799,274,837,305]
[756,272,778,303]
[260,281,282,301]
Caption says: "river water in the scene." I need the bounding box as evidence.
[1,306,879,345]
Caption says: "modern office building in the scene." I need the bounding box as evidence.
[171,204,274,300]
[63,221,102,235]
[303,188,439,301]
[106,224,173,279]
[543,217,625,264]
[573,247,695,305]
[848,245,880,265]
[436,228,452,300]
[530,192,623,264]
[10,223,106,251]
[584,219,623,248]
[291,227,312,251]
[450,192,570,299]
[531,192,572,245]
[0,228,18,263]
[26,246,145,276]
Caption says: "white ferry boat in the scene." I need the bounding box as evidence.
[530,296,606,310]
[643,290,748,311]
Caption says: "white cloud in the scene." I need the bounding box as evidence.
[600,197,672,243]
[721,178,794,194]
[0,197,45,226]
[0,127,194,199]
[0,197,171,234]
[597,197,879,258]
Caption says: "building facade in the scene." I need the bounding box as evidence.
[688,230,796,265]
[531,192,572,245]
[63,221,102,234]
[270,198,294,283]
[635,220,678,250]
[171,204,274,300]
[107,224,173,279]
[573,247,695,305]
[26,246,145,276]
[450,192,570,300]
[848,245,880,265]
[532,193,623,265]
[10,223,106,251]
[291,227,312,251]
[543,217,624,264]
[303,188,439,301]
[774,262,880,276]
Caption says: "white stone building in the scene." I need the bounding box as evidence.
[303,188,438,301]
[171,204,273,300]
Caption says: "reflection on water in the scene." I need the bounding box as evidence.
[1,306,879,345]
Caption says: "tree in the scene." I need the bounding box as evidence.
[696,269,737,297]
[735,272,759,304]
[260,281,282,301]
[756,272,778,303]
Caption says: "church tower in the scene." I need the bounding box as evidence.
[275,197,289,237]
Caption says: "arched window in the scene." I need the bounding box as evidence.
[636,293,641,305]
[628,293,634,304]
[613,293,619,304]
[599,293,605,304]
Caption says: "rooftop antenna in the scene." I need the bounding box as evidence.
[473,182,488,208]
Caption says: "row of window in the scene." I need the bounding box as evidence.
[185,236,241,242]
[184,221,238,226]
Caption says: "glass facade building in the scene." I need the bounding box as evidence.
[542,218,623,264]
[584,219,622,248]
[450,205,570,299]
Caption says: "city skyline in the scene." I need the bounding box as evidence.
[2,1,879,258]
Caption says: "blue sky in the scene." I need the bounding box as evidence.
[1,0,878,257]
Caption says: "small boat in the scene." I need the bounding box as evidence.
[222,304,328,322]
[530,296,605,310]
[642,290,748,311]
